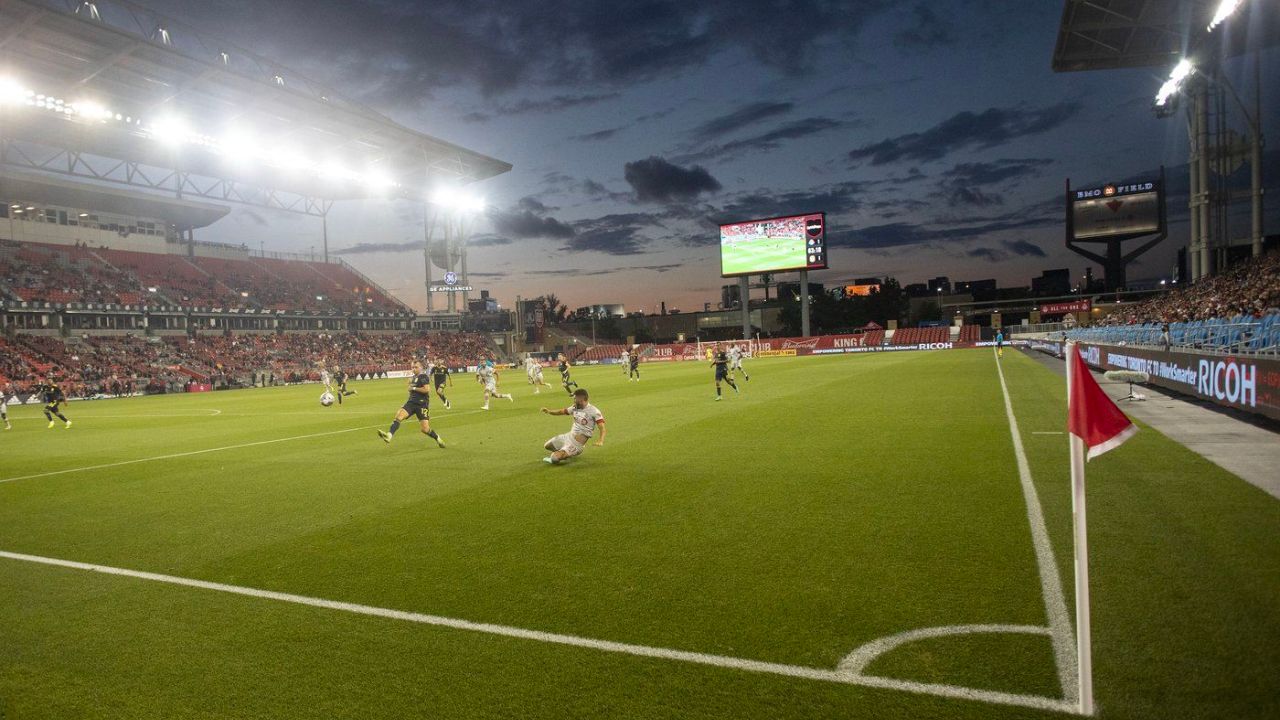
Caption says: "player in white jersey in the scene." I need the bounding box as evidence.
[319,366,333,392]
[619,349,630,375]
[0,384,11,430]
[728,344,750,381]
[524,355,550,393]
[477,360,513,410]
[540,388,606,464]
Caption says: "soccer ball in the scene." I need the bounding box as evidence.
[320,392,335,407]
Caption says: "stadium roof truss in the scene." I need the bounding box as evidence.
[0,0,511,218]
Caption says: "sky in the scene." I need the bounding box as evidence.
[167,0,1280,314]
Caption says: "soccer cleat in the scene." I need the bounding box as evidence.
[64,421,72,429]
[481,404,490,411]
[542,457,555,464]
[445,400,452,409]
[377,430,392,444]
[715,395,723,401]
[506,394,514,402]
[47,420,55,429]
[434,435,446,448]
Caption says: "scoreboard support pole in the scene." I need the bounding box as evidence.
[740,275,751,340]
[799,269,811,338]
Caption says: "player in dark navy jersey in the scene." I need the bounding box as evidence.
[332,365,357,405]
[41,380,71,428]
[429,359,452,409]
[557,354,579,395]
[712,349,739,401]
[376,361,444,447]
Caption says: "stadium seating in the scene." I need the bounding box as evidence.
[959,325,979,343]
[891,326,948,345]
[0,240,408,313]
[0,332,498,397]
[1065,312,1280,354]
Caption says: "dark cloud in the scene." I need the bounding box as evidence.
[691,101,793,141]
[470,92,622,121]
[489,207,576,239]
[1003,239,1047,257]
[967,246,1006,261]
[624,157,722,203]
[565,213,662,255]
[945,186,1003,207]
[827,211,1060,250]
[571,126,627,142]
[940,158,1055,187]
[168,1,897,106]
[332,241,421,255]
[709,180,868,229]
[470,235,515,247]
[847,102,1082,165]
[894,4,953,49]
[681,117,849,162]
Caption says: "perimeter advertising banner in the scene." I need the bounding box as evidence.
[1031,341,1280,421]
[1040,299,1091,315]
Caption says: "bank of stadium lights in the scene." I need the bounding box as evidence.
[0,76,401,190]
[1154,59,1195,108]
[430,186,485,213]
[1208,0,1244,31]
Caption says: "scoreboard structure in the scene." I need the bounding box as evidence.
[1065,168,1167,291]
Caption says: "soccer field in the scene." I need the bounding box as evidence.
[1,350,1276,719]
[721,234,807,275]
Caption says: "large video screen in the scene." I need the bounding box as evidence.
[1071,182,1160,240]
[719,213,826,277]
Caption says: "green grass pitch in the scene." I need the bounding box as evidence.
[720,234,807,275]
[1,350,1277,719]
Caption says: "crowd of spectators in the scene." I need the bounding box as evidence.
[0,239,407,314]
[0,331,496,399]
[1101,249,1280,326]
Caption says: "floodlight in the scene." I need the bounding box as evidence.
[1155,59,1194,107]
[464,195,486,213]
[218,129,261,163]
[321,159,352,183]
[148,115,190,146]
[363,170,394,191]
[72,100,112,121]
[1208,0,1243,31]
[270,145,307,172]
[431,186,459,206]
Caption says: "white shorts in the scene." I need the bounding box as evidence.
[484,380,498,393]
[547,432,584,458]
[529,369,543,382]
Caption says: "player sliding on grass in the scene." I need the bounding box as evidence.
[712,348,739,401]
[540,388,605,464]
[376,360,444,447]
[477,359,513,410]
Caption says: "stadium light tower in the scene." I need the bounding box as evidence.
[424,187,486,313]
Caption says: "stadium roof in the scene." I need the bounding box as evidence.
[1052,0,1279,73]
[0,0,510,208]
[0,167,230,228]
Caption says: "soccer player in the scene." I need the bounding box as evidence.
[319,364,333,394]
[728,344,750,381]
[525,355,550,394]
[332,364,357,405]
[376,361,444,447]
[557,354,579,395]
[619,349,630,376]
[996,329,1005,358]
[478,359,513,410]
[40,380,71,428]
[1,384,11,430]
[429,359,452,409]
[628,350,640,381]
[540,388,606,464]
[712,348,739,401]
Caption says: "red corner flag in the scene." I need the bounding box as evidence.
[1067,343,1138,461]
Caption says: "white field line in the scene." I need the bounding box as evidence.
[0,408,493,485]
[0,550,1078,715]
[1032,431,1065,435]
[994,349,1080,704]
[837,624,1051,676]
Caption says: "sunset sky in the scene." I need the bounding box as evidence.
[171,0,1279,313]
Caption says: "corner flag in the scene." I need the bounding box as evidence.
[1064,341,1137,715]
[1068,344,1138,459]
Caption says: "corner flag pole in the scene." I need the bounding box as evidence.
[1065,341,1094,715]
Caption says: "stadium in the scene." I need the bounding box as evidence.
[1,1,1278,719]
